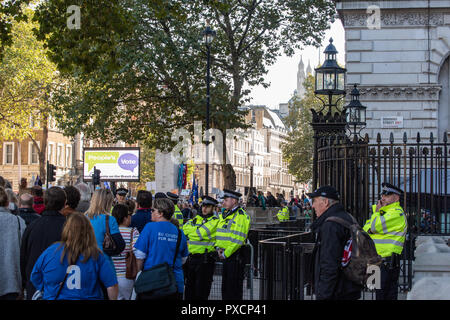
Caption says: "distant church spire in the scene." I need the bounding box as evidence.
[306,59,312,75]
[297,55,306,98]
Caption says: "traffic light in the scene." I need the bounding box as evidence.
[92,167,101,186]
[47,163,56,182]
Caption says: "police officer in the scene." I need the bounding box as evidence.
[215,189,251,300]
[277,200,289,222]
[182,196,220,300]
[115,187,128,205]
[167,192,184,226]
[363,182,408,300]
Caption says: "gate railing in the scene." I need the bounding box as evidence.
[317,131,450,235]
[317,131,450,291]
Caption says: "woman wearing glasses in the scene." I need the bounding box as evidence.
[111,204,140,300]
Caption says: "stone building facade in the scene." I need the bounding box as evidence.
[335,0,450,142]
[0,117,75,190]
[155,105,303,198]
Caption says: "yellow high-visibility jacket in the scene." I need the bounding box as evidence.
[363,201,408,258]
[174,204,184,226]
[277,207,289,222]
[215,207,250,258]
[183,214,219,254]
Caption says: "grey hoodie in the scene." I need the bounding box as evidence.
[0,207,26,296]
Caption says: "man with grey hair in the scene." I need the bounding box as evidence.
[18,194,40,227]
[308,186,363,300]
[74,182,91,213]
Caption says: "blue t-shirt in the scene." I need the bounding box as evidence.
[130,208,153,233]
[87,214,121,252]
[87,214,121,268]
[134,221,189,293]
[30,243,117,300]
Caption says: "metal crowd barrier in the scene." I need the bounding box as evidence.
[208,240,255,300]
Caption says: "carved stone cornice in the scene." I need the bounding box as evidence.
[341,11,445,27]
[346,85,442,100]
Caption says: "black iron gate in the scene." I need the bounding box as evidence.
[316,131,450,290]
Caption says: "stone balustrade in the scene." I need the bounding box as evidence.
[407,236,450,300]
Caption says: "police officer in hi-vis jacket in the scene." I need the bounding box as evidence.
[215,189,251,300]
[363,182,408,300]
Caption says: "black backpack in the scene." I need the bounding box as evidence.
[326,213,383,286]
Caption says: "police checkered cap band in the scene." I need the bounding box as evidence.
[223,191,239,199]
[202,199,217,206]
[381,186,401,195]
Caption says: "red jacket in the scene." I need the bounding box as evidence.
[33,196,45,215]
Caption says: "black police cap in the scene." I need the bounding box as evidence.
[116,188,128,195]
[166,192,179,201]
[201,195,218,206]
[222,189,242,199]
[381,182,403,196]
[154,192,168,199]
[306,186,340,201]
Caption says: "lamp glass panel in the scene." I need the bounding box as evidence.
[205,33,214,44]
[316,72,324,91]
[337,72,345,90]
[324,72,335,90]
[361,108,366,123]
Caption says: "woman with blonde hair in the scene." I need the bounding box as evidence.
[85,189,125,270]
[30,213,118,300]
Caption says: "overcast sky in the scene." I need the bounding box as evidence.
[247,19,346,110]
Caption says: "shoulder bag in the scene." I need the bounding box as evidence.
[32,268,70,300]
[134,228,182,299]
[125,228,138,280]
[102,215,117,255]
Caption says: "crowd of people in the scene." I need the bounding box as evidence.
[246,189,313,221]
[0,176,251,301]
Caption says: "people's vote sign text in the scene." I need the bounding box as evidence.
[83,148,140,182]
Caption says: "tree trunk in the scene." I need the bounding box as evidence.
[221,128,236,190]
[38,115,48,184]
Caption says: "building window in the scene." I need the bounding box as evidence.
[48,143,54,164]
[66,146,72,167]
[3,142,14,165]
[29,142,40,165]
[57,144,63,166]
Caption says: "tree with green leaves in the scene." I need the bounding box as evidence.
[0,0,31,60]
[282,74,344,183]
[0,7,60,183]
[32,0,337,189]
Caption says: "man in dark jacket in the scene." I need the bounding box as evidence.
[266,191,279,207]
[130,190,152,233]
[18,193,40,227]
[308,186,362,300]
[20,187,67,299]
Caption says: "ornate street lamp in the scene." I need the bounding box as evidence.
[344,84,367,140]
[248,148,255,191]
[203,23,216,196]
[314,38,346,112]
[311,37,347,191]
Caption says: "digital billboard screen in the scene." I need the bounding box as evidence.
[83,147,140,182]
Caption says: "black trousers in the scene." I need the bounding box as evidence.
[184,256,216,300]
[0,293,19,300]
[376,262,400,300]
[222,250,245,300]
[137,292,182,300]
